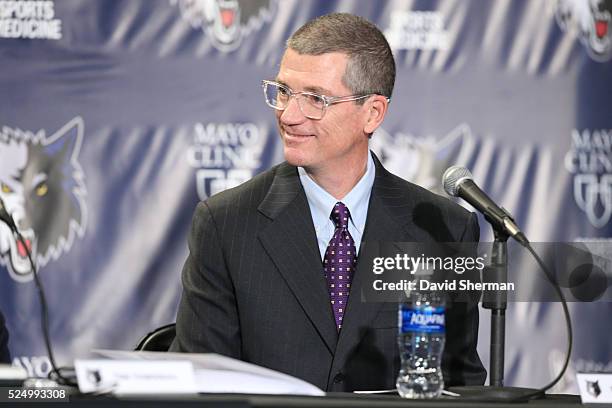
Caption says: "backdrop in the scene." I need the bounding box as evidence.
[1,0,611,391]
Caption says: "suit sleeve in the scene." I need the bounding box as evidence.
[169,201,242,358]
[443,212,488,386]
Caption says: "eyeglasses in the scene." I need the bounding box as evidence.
[261,80,375,120]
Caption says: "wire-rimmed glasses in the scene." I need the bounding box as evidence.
[262,80,375,120]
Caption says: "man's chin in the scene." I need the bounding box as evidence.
[283,147,312,168]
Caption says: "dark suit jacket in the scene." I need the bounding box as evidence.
[171,154,486,391]
[0,311,10,364]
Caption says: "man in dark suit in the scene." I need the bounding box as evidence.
[171,13,486,391]
[0,310,10,364]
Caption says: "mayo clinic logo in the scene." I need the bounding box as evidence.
[186,122,264,200]
[170,0,277,52]
[565,129,612,228]
[556,0,612,61]
[371,124,473,194]
[384,10,450,51]
[0,0,62,40]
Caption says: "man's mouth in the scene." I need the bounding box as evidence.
[283,129,315,139]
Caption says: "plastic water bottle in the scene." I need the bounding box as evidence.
[396,288,446,398]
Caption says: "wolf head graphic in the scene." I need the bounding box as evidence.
[172,0,277,51]
[557,0,612,61]
[370,125,473,195]
[0,117,87,282]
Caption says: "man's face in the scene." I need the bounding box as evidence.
[275,48,371,173]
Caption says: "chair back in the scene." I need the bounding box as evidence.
[134,323,176,351]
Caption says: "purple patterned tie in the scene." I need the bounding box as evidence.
[323,202,357,331]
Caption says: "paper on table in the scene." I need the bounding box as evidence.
[353,389,397,394]
[0,364,27,380]
[92,349,325,396]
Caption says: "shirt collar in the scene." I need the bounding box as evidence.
[298,152,375,233]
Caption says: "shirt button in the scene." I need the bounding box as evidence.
[333,372,345,383]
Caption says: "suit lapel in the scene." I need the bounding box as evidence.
[256,156,423,361]
[333,156,418,365]
[258,163,338,354]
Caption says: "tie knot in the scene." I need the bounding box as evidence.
[330,202,351,229]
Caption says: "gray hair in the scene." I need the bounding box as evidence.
[286,13,396,101]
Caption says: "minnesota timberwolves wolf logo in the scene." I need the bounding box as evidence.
[556,0,612,61]
[171,0,277,52]
[0,117,87,282]
[370,124,473,195]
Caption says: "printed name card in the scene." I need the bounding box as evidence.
[75,359,198,395]
[577,373,612,404]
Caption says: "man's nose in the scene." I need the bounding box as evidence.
[279,96,306,125]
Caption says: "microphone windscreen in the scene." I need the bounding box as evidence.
[442,166,473,197]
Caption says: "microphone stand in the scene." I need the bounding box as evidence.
[448,227,542,401]
[482,229,509,387]
[0,206,74,385]
[441,170,572,401]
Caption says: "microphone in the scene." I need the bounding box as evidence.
[442,166,528,246]
[0,196,71,385]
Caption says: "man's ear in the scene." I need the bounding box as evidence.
[363,95,389,134]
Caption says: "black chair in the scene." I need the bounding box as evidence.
[134,323,176,351]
